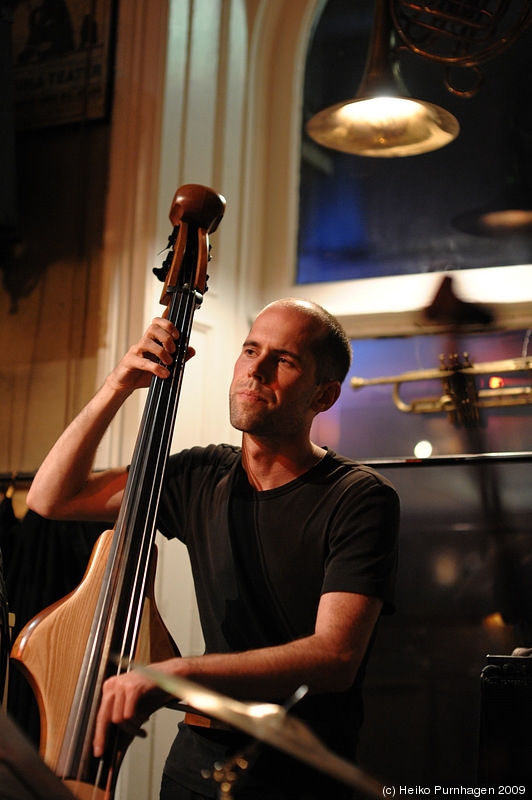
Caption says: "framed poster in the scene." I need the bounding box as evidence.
[11,0,116,130]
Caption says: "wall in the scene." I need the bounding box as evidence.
[0,95,110,480]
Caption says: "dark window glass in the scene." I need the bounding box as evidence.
[313,328,532,459]
[299,0,532,283]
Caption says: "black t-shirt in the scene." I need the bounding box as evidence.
[156,445,399,798]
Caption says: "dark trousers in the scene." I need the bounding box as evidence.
[159,772,343,800]
[160,774,212,800]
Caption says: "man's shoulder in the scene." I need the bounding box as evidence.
[323,448,397,493]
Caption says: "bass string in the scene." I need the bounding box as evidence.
[96,271,198,727]
[55,282,189,785]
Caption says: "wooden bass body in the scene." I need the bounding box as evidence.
[12,530,178,799]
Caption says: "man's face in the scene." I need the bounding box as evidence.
[229,304,324,439]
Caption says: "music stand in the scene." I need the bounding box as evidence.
[0,708,77,800]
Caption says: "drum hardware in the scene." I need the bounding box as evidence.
[130,662,384,799]
[199,684,310,799]
[201,739,260,800]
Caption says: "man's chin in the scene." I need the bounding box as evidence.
[229,413,271,436]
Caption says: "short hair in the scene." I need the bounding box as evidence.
[265,298,352,384]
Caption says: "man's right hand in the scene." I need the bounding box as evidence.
[27,318,194,522]
[107,317,193,396]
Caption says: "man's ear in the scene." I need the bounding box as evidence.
[312,381,341,414]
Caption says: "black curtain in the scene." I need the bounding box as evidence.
[0,496,106,744]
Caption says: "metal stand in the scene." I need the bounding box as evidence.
[203,740,262,800]
[203,687,309,798]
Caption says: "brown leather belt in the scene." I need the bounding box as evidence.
[184,712,232,730]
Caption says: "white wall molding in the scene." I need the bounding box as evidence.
[95,0,171,469]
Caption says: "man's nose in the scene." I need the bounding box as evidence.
[248,355,268,382]
[248,362,264,382]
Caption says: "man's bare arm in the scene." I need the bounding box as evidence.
[27,318,183,521]
[93,591,383,756]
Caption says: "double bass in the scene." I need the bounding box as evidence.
[11,185,226,799]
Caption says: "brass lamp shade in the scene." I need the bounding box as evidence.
[306,96,459,157]
[306,0,460,157]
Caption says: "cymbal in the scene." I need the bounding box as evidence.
[134,664,383,798]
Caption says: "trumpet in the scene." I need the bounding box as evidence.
[351,354,532,427]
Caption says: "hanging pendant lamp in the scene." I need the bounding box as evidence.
[306,0,460,157]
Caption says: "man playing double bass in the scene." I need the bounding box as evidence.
[27,298,399,800]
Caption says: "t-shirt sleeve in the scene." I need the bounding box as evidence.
[156,448,198,543]
[321,478,399,614]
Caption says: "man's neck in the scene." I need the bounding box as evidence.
[240,434,325,491]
